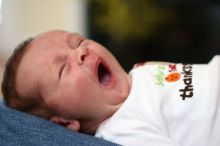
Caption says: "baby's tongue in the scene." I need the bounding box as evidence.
[100,73,110,85]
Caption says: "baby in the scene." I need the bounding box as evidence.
[2,30,220,146]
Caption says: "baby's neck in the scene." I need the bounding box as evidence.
[79,117,108,135]
[79,107,121,135]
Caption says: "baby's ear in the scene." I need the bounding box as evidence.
[50,116,80,131]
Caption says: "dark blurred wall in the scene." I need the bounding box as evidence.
[88,0,220,72]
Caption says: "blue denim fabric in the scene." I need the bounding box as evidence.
[0,100,120,146]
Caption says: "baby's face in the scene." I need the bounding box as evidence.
[16,30,131,127]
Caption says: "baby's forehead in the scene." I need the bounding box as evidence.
[35,30,84,41]
[31,31,85,49]
[24,30,86,65]
[22,30,85,73]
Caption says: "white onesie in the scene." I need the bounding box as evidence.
[95,56,220,146]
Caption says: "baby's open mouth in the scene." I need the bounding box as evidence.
[98,62,111,85]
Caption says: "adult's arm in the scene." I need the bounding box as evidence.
[0,100,120,146]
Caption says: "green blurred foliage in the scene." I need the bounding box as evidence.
[89,0,174,42]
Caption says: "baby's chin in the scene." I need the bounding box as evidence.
[117,79,132,104]
[121,82,132,102]
[123,78,132,101]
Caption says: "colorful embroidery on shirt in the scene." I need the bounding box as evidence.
[155,65,166,86]
[169,64,177,72]
[165,72,181,82]
[155,64,181,86]
[154,63,194,100]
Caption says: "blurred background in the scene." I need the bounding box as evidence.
[1,0,220,96]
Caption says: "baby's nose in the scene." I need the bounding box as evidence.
[78,47,90,64]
